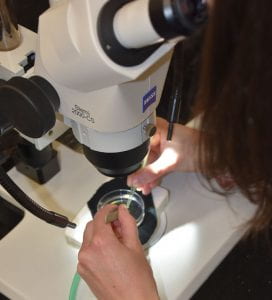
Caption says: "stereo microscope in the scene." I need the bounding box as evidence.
[0,0,207,244]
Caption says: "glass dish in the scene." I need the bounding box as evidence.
[97,189,145,226]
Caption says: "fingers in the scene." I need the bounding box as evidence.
[93,204,117,229]
[140,177,162,195]
[82,220,94,248]
[127,158,163,187]
[81,204,141,252]
[127,150,159,187]
[81,205,116,248]
[127,118,169,188]
[111,220,122,240]
[129,165,158,187]
[88,204,118,242]
[127,165,160,194]
[117,205,141,250]
[128,147,179,188]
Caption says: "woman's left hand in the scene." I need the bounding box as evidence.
[77,204,159,300]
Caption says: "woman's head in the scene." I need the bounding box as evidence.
[196,0,272,232]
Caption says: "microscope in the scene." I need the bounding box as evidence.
[0,0,207,246]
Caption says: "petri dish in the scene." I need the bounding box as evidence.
[97,189,145,226]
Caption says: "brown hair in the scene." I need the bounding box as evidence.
[195,0,272,232]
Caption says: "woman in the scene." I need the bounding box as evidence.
[77,0,272,298]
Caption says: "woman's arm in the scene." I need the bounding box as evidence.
[127,117,200,195]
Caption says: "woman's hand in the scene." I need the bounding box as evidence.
[77,204,159,300]
[127,117,200,195]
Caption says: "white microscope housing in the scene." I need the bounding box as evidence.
[0,0,207,177]
[34,0,176,176]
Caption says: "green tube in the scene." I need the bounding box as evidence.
[69,272,81,300]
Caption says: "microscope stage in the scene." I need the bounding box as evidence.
[65,185,169,249]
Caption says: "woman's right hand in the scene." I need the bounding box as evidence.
[127,117,200,195]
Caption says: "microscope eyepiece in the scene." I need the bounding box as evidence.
[149,0,208,39]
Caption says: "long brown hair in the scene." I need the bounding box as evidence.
[195,0,272,232]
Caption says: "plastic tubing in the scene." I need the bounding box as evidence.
[69,272,81,300]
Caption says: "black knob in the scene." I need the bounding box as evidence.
[0,76,60,138]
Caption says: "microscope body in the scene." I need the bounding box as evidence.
[0,0,207,228]
[0,0,207,176]
[34,0,175,175]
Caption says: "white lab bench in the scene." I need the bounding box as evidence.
[0,141,255,300]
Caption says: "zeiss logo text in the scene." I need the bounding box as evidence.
[143,86,156,112]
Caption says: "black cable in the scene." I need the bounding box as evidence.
[167,42,184,140]
[0,166,76,228]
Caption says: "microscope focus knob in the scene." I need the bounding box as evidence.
[144,124,157,137]
[0,76,60,138]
